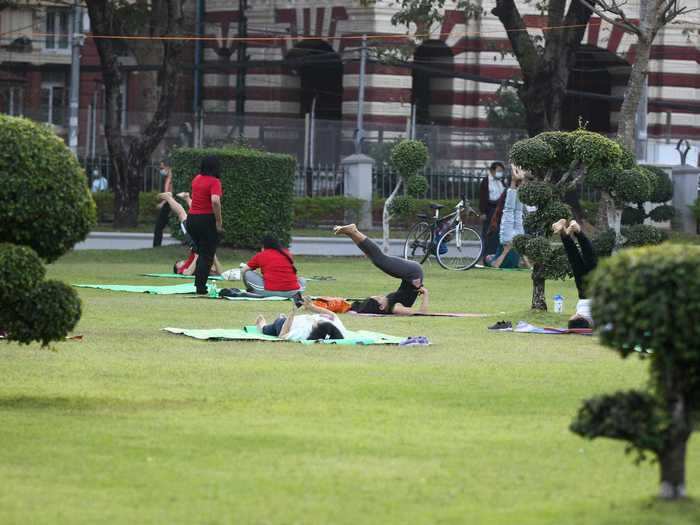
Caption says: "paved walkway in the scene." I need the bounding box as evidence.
[75,232,406,256]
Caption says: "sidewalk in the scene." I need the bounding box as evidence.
[76,232,406,256]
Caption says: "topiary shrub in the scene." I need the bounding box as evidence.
[170,147,296,248]
[0,115,96,263]
[381,140,429,252]
[571,244,700,499]
[621,166,675,227]
[621,224,667,247]
[509,138,555,172]
[293,196,364,228]
[0,115,89,347]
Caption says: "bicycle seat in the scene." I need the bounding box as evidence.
[430,203,445,211]
[417,213,429,219]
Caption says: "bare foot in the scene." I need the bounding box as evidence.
[333,224,357,236]
[552,219,568,235]
[176,192,190,200]
[567,220,581,236]
[255,315,266,329]
[158,191,172,200]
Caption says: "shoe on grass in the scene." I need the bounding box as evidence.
[488,320,512,331]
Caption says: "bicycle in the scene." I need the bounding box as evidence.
[403,197,483,271]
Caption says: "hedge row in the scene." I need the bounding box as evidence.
[170,147,296,248]
[93,191,162,223]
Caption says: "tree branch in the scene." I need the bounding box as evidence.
[491,0,539,80]
[577,0,642,36]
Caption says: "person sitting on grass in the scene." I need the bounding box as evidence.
[332,224,429,315]
[256,296,347,341]
[158,192,222,276]
[240,235,306,298]
[552,218,595,329]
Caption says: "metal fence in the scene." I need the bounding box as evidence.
[81,156,163,192]
[294,164,344,197]
[374,166,488,202]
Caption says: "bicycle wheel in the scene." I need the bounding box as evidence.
[436,224,483,270]
[403,222,432,264]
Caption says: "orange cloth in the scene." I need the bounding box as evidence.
[312,297,352,314]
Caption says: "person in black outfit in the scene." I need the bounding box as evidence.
[185,156,224,294]
[552,219,596,329]
[479,161,507,260]
[333,224,429,315]
[153,160,173,247]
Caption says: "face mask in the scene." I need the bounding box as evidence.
[494,170,504,179]
[160,169,167,176]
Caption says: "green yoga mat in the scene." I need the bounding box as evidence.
[163,326,406,345]
[142,273,225,281]
[73,283,215,295]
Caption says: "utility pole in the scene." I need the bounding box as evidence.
[235,0,248,135]
[68,0,84,156]
[354,34,367,154]
[193,0,204,147]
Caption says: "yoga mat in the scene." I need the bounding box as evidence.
[73,283,216,295]
[504,321,593,336]
[347,311,493,318]
[142,273,225,281]
[163,326,407,345]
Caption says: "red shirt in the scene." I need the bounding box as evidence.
[189,174,222,215]
[178,251,197,274]
[247,249,300,291]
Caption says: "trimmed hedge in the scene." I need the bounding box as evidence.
[0,115,96,262]
[170,147,296,248]
[93,191,162,223]
[293,196,364,227]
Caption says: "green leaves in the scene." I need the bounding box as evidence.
[614,168,652,204]
[0,115,96,262]
[170,147,296,248]
[509,137,555,173]
[390,140,429,180]
[406,175,429,198]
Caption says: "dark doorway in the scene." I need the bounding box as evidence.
[412,40,453,125]
[287,40,342,120]
[563,45,631,133]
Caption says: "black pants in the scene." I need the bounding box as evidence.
[152,203,171,247]
[358,238,423,283]
[262,316,286,337]
[561,231,596,299]
[481,201,500,257]
[185,214,219,294]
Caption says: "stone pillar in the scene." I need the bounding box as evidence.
[341,153,375,229]
[672,164,700,234]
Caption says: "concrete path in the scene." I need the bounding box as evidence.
[75,232,407,256]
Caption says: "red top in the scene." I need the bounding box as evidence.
[178,251,197,274]
[188,174,223,215]
[247,249,300,291]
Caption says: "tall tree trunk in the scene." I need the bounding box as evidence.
[658,395,691,500]
[531,265,547,310]
[382,179,403,254]
[617,36,653,153]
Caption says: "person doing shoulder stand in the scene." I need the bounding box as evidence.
[185,156,224,295]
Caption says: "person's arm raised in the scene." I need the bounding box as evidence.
[391,287,429,316]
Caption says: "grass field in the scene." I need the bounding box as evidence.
[1,246,698,525]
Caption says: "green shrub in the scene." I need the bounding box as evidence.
[622,224,667,247]
[389,195,413,216]
[509,138,555,173]
[293,196,364,227]
[0,244,45,314]
[5,280,82,347]
[406,175,429,198]
[519,180,554,208]
[0,115,96,262]
[573,244,700,497]
[621,206,646,226]
[614,168,652,204]
[572,131,623,170]
[586,165,617,191]
[93,191,161,223]
[643,166,673,203]
[537,131,574,168]
[591,228,616,257]
[170,147,296,248]
[390,140,429,179]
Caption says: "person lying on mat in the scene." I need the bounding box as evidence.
[158,192,222,276]
[239,235,306,298]
[552,218,596,329]
[333,224,429,315]
[255,296,347,341]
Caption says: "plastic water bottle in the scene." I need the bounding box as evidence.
[208,282,219,298]
[553,294,564,313]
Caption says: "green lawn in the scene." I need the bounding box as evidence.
[1,246,698,525]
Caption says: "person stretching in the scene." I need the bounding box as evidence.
[333,224,429,315]
[240,235,306,298]
[158,191,222,276]
[256,296,347,341]
[486,163,528,268]
[185,156,223,295]
[552,218,596,329]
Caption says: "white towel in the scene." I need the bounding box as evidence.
[576,299,593,323]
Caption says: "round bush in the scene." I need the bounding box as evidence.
[0,115,96,262]
[406,175,429,198]
[542,245,573,281]
[390,140,429,179]
[622,224,666,247]
[642,166,673,203]
[538,131,574,169]
[519,180,554,208]
[586,165,617,191]
[0,243,45,309]
[614,168,652,204]
[648,204,674,223]
[592,228,616,257]
[618,143,637,170]
[525,201,573,235]
[572,131,623,170]
[622,206,646,226]
[389,195,412,216]
[509,138,555,173]
[590,244,700,359]
[5,280,82,346]
[521,236,552,264]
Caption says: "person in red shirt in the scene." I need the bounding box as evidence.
[184,156,224,294]
[240,235,306,297]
